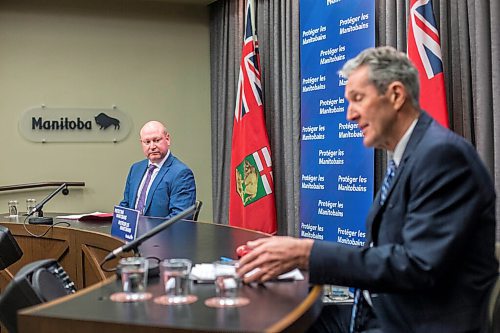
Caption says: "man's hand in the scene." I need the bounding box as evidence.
[236,236,314,283]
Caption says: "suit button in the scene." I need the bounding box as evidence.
[388,203,394,208]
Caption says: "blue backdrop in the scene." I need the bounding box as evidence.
[299,0,375,245]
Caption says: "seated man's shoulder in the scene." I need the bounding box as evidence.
[170,155,193,172]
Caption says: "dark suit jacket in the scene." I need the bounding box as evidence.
[309,112,498,333]
[119,153,196,219]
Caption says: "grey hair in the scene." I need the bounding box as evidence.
[340,46,420,108]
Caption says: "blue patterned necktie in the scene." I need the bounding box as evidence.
[349,288,365,333]
[350,160,396,332]
[380,159,396,205]
[136,164,156,213]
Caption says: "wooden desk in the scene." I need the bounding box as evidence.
[16,218,323,333]
[0,216,122,292]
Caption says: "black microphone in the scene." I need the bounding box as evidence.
[102,204,196,263]
[27,183,68,225]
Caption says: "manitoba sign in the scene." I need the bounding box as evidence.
[19,106,132,143]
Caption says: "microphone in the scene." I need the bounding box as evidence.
[102,204,196,264]
[27,183,68,225]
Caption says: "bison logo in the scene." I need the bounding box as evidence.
[94,113,120,130]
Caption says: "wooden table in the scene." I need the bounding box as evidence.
[0,215,122,292]
[8,216,322,333]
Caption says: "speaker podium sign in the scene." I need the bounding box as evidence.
[111,206,140,242]
[299,0,375,245]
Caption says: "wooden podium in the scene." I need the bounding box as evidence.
[0,217,123,292]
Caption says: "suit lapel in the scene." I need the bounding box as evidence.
[366,112,433,245]
[143,154,174,213]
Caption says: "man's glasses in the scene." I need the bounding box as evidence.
[141,137,164,146]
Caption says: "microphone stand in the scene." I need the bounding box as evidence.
[27,183,68,225]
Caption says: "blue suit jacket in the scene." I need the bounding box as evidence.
[309,112,498,333]
[119,154,196,219]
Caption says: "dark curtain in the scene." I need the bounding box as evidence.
[209,0,300,235]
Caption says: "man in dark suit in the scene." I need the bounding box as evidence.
[119,120,196,219]
[237,47,498,333]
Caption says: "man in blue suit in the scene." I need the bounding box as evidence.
[119,120,196,219]
[237,47,498,333]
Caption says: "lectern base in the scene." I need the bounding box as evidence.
[28,217,53,225]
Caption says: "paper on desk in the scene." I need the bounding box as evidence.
[276,268,304,280]
[56,212,113,221]
[190,264,303,281]
[190,263,218,281]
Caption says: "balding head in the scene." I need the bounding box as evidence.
[140,121,168,137]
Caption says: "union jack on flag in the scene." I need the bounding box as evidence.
[234,0,263,123]
[408,0,449,127]
[229,0,276,234]
[410,0,443,79]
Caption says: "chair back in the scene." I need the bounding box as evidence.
[489,276,500,333]
[193,200,203,221]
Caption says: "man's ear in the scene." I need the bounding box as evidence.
[387,81,407,111]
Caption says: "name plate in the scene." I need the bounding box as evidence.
[111,206,139,241]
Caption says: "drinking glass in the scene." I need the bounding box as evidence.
[204,260,249,308]
[119,257,150,301]
[8,200,18,217]
[159,258,195,304]
[26,198,36,216]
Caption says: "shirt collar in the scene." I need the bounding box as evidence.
[388,118,418,167]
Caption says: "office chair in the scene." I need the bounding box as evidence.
[0,259,76,333]
[489,275,500,333]
[193,200,203,221]
[496,242,500,263]
[0,226,23,270]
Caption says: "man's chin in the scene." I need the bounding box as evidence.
[148,154,162,163]
[362,137,372,148]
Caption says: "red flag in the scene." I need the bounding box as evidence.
[229,0,277,234]
[408,0,449,127]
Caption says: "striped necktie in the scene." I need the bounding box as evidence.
[136,164,156,213]
[349,288,365,333]
[380,159,396,205]
[350,160,396,332]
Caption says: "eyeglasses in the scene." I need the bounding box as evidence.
[140,137,164,146]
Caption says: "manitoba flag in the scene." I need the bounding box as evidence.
[229,0,277,234]
[408,0,449,127]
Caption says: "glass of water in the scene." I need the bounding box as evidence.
[8,200,19,217]
[160,258,193,304]
[26,198,36,216]
[119,257,149,301]
[204,260,249,308]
